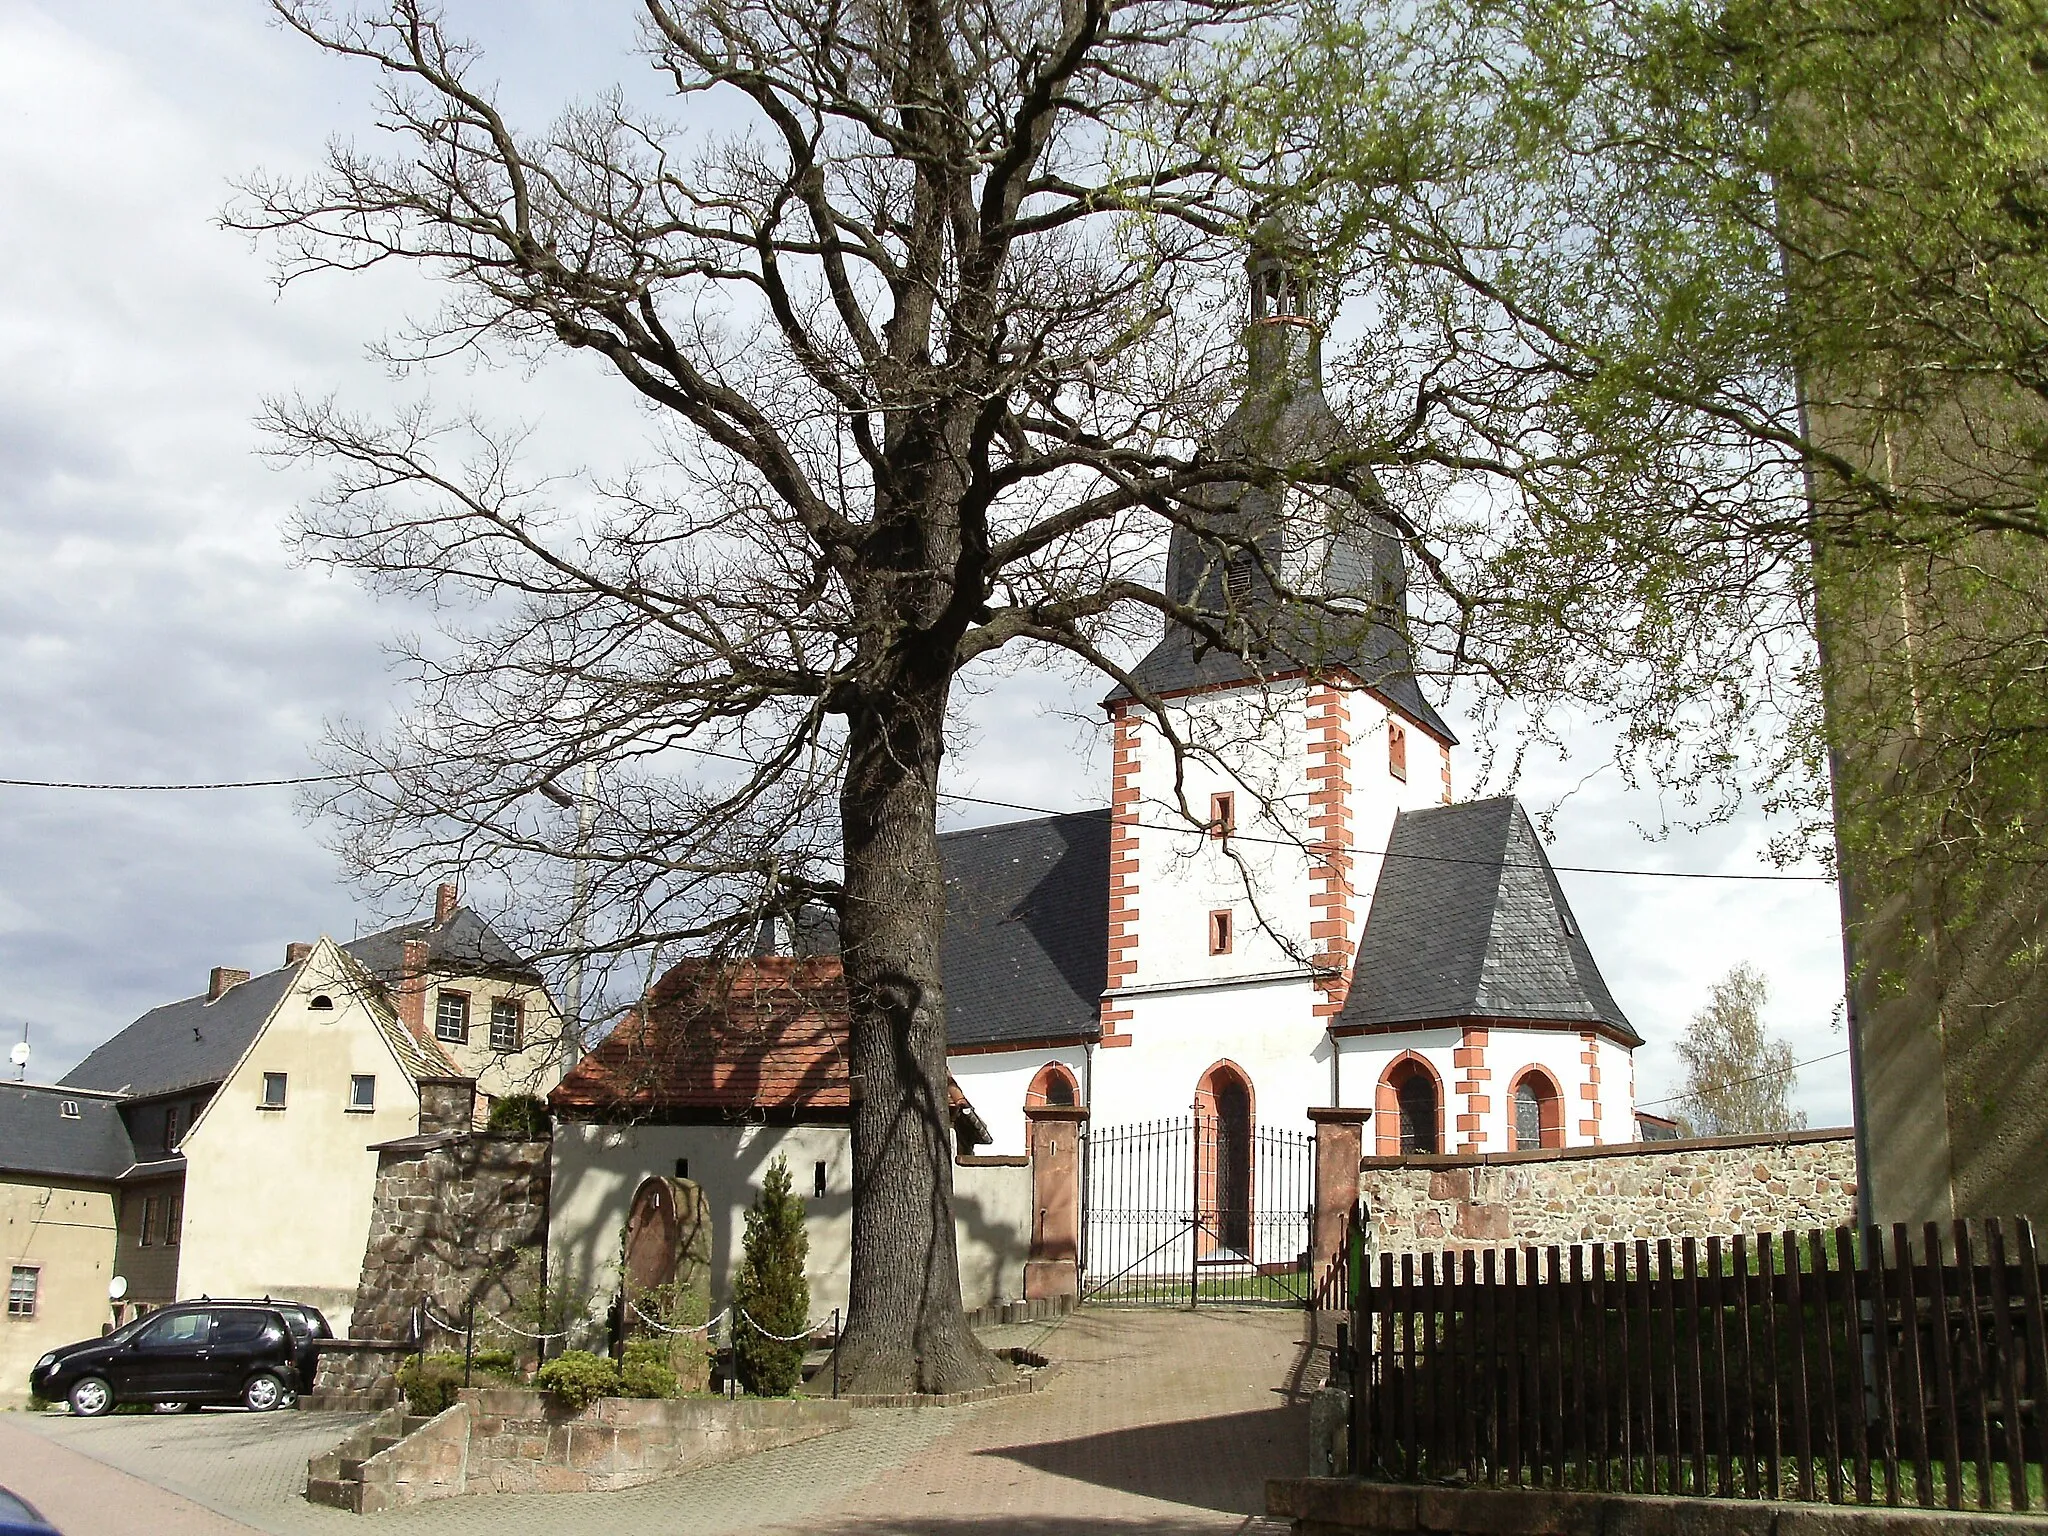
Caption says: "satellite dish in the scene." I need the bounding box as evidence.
[108,1275,128,1301]
[8,1042,28,1068]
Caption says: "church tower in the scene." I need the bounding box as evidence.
[1091,227,1457,1127]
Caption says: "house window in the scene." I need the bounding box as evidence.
[165,1194,182,1247]
[1388,1061,1440,1155]
[309,993,335,1011]
[1512,1070,1563,1151]
[139,1196,157,1246]
[7,1266,36,1319]
[814,1161,828,1198]
[1389,722,1408,781]
[164,1105,180,1152]
[435,991,471,1044]
[260,1072,288,1109]
[489,998,523,1052]
[349,1074,377,1113]
[1209,792,1236,839]
[1208,910,1234,956]
[58,1100,79,1120]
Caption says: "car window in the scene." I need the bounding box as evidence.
[138,1310,210,1348]
[271,1309,309,1339]
[211,1309,280,1347]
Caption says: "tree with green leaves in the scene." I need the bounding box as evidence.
[732,1157,810,1396]
[1677,963,1808,1137]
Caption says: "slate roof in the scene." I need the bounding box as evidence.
[549,956,988,1140]
[62,907,522,1100]
[0,1084,137,1182]
[1114,624,1454,744]
[1336,796,1640,1044]
[937,812,1109,1048]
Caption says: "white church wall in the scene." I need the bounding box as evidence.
[1338,688,1457,943]
[1330,1027,1462,1148]
[947,1044,1089,1155]
[1599,1035,1640,1144]
[1124,684,1317,988]
[1486,1028,1602,1150]
[1091,974,1329,1131]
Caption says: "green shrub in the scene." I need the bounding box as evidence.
[732,1155,811,1396]
[396,1350,519,1415]
[618,1338,678,1399]
[535,1350,620,1410]
[486,1094,550,1138]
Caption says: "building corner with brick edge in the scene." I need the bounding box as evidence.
[0,881,567,1402]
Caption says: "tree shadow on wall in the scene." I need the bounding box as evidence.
[970,1402,1309,1516]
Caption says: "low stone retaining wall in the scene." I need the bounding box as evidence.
[1358,1130,1858,1255]
[1268,1480,2047,1536]
[342,1388,853,1509]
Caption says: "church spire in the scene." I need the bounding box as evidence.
[1243,219,1322,399]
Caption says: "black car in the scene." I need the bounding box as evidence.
[196,1297,333,1398]
[29,1301,300,1415]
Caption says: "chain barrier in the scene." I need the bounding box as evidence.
[733,1306,833,1343]
[626,1298,729,1336]
[420,1300,570,1342]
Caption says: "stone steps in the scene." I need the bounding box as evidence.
[305,1477,360,1513]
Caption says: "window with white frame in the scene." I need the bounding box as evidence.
[7,1266,36,1318]
[435,991,470,1044]
[349,1074,376,1113]
[489,998,523,1052]
[260,1072,288,1109]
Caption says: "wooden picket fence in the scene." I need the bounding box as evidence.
[1347,1218,2048,1512]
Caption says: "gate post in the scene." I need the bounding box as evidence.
[1308,1107,1371,1309]
[1024,1104,1089,1301]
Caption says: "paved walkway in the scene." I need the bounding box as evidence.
[3,1307,1309,1536]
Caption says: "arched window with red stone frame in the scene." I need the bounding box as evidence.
[1025,1061,1079,1109]
[1194,1061,1255,1254]
[1375,1054,1443,1157]
[1508,1066,1565,1150]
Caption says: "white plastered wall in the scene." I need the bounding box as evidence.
[1598,1035,1640,1144]
[1485,1028,1603,1150]
[1091,976,1330,1130]
[175,940,422,1335]
[548,1122,1034,1329]
[946,1045,1089,1155]
[1332,1028,1462,1150]
[419,976,568,1108]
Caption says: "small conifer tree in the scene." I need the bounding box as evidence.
[732,1156,810,1395]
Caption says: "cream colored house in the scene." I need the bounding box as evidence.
[0,1085,127,1406]
[58,886,566,1337]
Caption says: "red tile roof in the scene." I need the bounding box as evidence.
[549,956,983,1134]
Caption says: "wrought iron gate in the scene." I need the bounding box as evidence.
[1079,1115,1315,1305]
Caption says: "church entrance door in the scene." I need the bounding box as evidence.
[1078,1113,1314,1305]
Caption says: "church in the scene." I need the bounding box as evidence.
[935,238,1641,1163]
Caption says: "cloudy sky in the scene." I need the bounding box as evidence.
[0,1,1851,1124]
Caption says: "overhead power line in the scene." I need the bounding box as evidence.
[1633,1046,1852,1115]
[0,754,1835,883]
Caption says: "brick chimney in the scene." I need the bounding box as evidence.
[434,882,460,926]
[285,942,314,966]
[207,967,249,1002]
[396,938,432,1038]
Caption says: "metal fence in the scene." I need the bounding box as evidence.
[1080,1114,1314,1305]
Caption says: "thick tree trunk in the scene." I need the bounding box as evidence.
[832,665,1004,1395]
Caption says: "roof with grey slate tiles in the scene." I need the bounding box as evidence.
[785,812,1110,1049]
[0,1083,137,1182]
[62,908,523,1100]
[938,811,1110,1048]
[1336,796,1639,1044]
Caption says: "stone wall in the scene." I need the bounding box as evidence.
[310,1130,550,1406]
[1357,1129,1857,1254]
[341,1389,853,1509]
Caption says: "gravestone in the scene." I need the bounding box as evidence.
[622,1174,713,1392]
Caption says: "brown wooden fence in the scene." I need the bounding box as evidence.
[1346,1218,2048,1512]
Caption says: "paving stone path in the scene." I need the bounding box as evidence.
[2,1307,1308,1536]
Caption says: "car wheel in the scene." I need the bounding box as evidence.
[68,1377,113,1417]
[243,1372,285,1412]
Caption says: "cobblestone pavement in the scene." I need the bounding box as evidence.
[4,1307,1309,1536]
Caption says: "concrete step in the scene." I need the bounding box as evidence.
[304,1478,360,1513]
[307,1453,342,1481]
[338,1457,369,1481]
[369,1434,403,1454]
[402,1415,433,1435]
